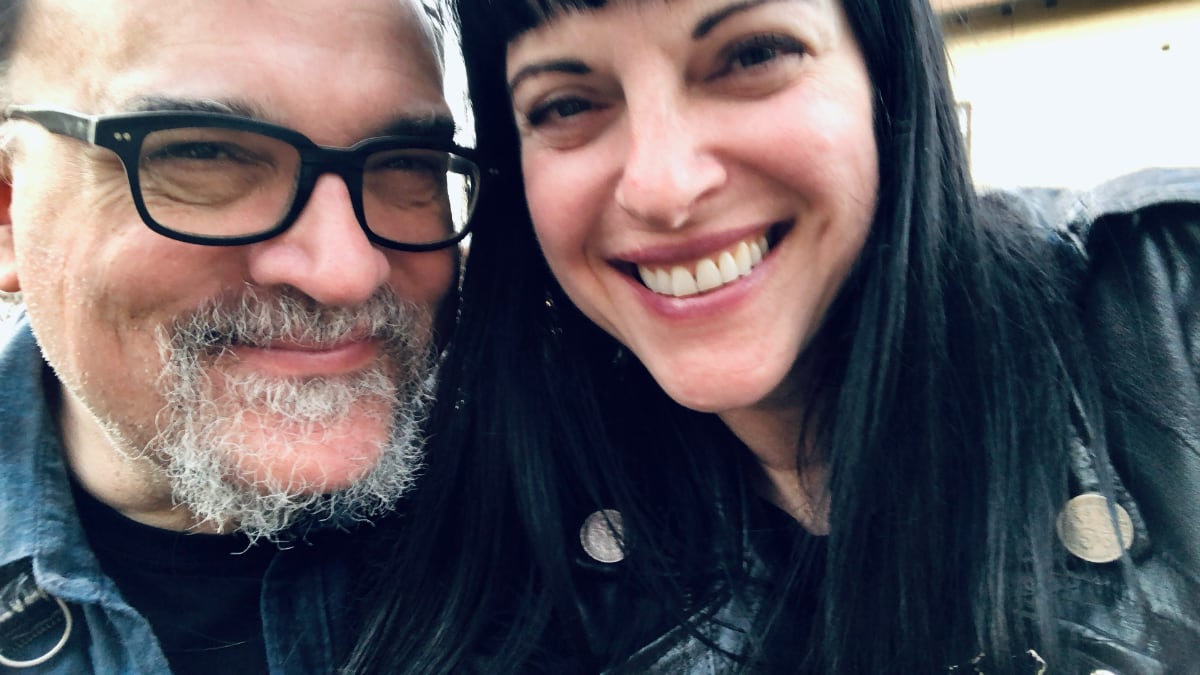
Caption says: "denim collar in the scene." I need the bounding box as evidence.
[0,319,121,605]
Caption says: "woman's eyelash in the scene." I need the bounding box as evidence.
[526,97,594,127]
[723,34,807,72]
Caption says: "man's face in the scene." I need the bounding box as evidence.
[0,0,455,538]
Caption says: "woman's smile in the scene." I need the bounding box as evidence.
[631,228,776,297]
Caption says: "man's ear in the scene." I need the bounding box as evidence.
[0,157,19,293]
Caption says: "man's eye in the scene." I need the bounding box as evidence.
[527,97,595,127]
[148,142,246,162]
[380,156,440,173]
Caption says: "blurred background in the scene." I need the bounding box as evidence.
[935,0,1199,189]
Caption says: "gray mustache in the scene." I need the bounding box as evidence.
[174,286,419,353]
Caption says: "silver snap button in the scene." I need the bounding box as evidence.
[1089,670,1118,675]
[580,509,625,563]
[1056,493,1134,563]
[0,570,74,668]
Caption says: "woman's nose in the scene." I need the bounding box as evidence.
[614,95,726,230]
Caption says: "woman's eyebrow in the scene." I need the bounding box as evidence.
[509,0,810,93]
[693,0,806,39]
[508,59,592,95]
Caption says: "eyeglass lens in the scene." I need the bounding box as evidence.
[136,126,476,245]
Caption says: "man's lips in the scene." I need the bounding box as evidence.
[227,338,381,377]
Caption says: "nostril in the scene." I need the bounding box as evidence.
[614,151,725,231]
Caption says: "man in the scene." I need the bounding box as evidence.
[0,0,480,671]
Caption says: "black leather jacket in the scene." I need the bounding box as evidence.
[569,168,1200,674]
[1064,167,1200,673]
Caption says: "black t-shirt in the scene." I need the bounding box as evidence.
[72,480,275,675]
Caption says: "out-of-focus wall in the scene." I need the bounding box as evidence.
[940,0,1200,189]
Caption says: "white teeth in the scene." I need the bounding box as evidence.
[717,251,739,283]
[654,268,671,294]
[637,232,774,297]
[670,266,699,296]
[695,258,722,292]
[734,242,752,276]
[638,265,659,292]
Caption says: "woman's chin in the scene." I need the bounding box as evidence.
[654,375,773,415]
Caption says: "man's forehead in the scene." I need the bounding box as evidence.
[10,0,449,141]
[28,0,439,29]
[22,0,442,59]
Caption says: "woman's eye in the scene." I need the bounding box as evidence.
[721,34,806,75]
[526,97,595,127]
[734,44,780,69]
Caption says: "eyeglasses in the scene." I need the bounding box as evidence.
[3,105,486,252]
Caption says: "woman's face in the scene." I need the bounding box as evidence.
[507,0,878,414]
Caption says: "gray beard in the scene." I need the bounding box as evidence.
[146,286,436,542]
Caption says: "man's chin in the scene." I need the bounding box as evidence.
[158,409,421,542]
[227,412,393,494]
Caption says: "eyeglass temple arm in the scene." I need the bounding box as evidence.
[3,106,96,143]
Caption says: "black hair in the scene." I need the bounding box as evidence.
[347,0,1103,672]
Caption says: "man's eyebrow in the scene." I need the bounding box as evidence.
[376,114,457,141]
[693,0,801,39]
[121,96,457,142]
[508,59,591,96]
[123,96,263,118]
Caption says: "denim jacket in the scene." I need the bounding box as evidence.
[0,323,352,674]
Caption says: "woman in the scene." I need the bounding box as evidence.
[349,0,1200,672]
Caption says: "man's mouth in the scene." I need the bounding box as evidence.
[633,223,787,298]
[223,335,382,378]
[226,328,370,352]
[168,286,431,382]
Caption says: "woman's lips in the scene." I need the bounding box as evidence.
[624,221,789,298]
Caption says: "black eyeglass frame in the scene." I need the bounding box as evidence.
[3,105,487,252]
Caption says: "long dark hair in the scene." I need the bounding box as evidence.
[347,1,1102,672]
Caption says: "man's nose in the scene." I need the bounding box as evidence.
[613,95,726,230]
[244,174,391,306]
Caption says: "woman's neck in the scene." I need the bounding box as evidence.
[719,403,829,535]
